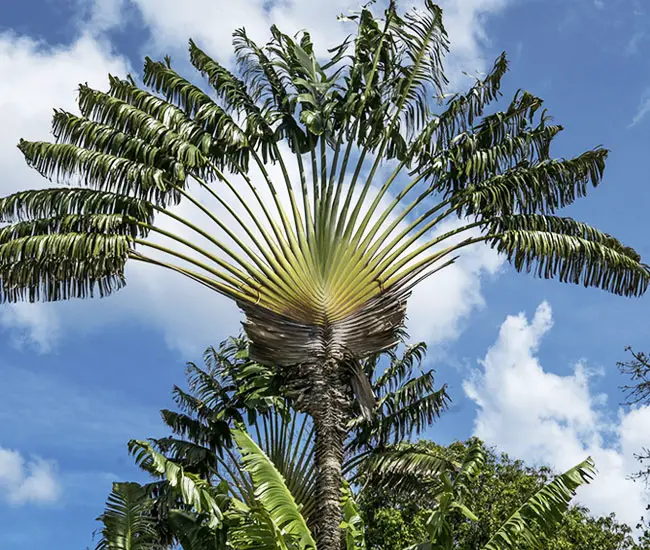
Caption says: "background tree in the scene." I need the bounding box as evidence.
[618,347,650,508]
[618,347,650,408]
[5,2,650,545]
[361,440,649,550]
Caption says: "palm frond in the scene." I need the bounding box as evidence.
[95,482,160,550]
[389,0,449,137]
[373,341,428,394]
[227,508,296,550]
[482,457,596,550]
[491,226,648,297]
[375,381,450,445]
[357,443,454,495]
[0,188,154,224]
[153,438,220,473]
[19,140,180,204]
[0,232,130,302]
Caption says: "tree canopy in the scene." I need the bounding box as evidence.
[361,440,649,550]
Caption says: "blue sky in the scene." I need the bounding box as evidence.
[1,0,650,548]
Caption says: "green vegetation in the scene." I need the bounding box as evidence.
[362,440,650,550]
[6,1,649,548]
[88,337,647,549]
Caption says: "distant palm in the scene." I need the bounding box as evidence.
[5,2,648,545]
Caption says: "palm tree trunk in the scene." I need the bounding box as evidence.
[308,360,348,550]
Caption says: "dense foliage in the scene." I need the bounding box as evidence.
[88,337,612,550]
[362,440,649,550]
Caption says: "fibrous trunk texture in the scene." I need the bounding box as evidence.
[240,297,410,548]
[306,360,348,550]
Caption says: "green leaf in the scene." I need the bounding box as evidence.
[95,482,160,550]
[341,482,367,550]
[232,427,317,549]
[128,440,227,529]
[482,457,597,550]
[167,510,227,550]
[18,140,180,206]
[0,188,154,223]
[0,233,131,303]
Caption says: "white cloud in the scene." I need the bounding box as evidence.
[0,32,131,192]
[0,31,131,349]
[0,301,61,353]
[82,0,511,79]
[407,218,504,345]
[435,0,509,84]
[0,448,60,506]
[464,302,650,529]
[629,87,650,127]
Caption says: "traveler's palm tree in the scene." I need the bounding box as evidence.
[5,2,648,545]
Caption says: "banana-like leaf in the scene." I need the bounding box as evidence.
[232,427,317,550]
[341,482,367,550]
[227,507,300,550]
[482,457,596,550]
[128,440,227,529]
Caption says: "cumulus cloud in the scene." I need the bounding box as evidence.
[464,302,650,528]
[435,0,509,84]
[407,217,504,345]
[0,32,131,193]
[0,302,61,353]
[0,448,60,506]
[82,0,512,81]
